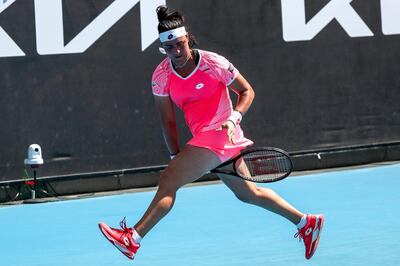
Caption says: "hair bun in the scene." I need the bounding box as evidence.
[156,5,169,22]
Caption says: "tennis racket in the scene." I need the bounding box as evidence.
[211,147,293,183]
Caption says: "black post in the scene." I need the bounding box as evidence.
[23,165,47,203]
[32,167,37,200]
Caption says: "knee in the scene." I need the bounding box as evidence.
[233,186,277,205]
[234,188,260,204]
[158,171,180,194]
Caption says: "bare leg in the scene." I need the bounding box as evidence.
[218,158,303,225]
[133,145,221,237]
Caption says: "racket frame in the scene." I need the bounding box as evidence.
[211,147,293,183]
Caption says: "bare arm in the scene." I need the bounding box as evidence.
[228,73,255,115]
[221,73,255,142]
[153,96,180,156]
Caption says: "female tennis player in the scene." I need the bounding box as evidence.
[99,5,324,261]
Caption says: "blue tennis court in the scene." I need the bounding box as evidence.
[1,163,399,266]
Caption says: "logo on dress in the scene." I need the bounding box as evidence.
[195,83,204,90]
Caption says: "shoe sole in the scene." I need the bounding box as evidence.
[98,223,135,260]
[308,215,324,259]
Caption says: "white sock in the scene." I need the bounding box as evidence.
[297,215,307,229]
[132,229,142,244]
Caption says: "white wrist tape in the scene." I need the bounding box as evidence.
[227,110,242,127]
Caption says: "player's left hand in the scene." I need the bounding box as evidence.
[220,120,236,144]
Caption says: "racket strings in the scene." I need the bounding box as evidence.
[241,150,292,182]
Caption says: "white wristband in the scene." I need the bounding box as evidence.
[227,110,242,127]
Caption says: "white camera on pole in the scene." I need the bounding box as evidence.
[23,144,45,203]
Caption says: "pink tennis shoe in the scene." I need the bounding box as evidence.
[295,214,324,259]
[98,218,140,260]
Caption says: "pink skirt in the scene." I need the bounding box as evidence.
[187,125,254,163]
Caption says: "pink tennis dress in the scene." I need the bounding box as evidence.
[151,49,253,162]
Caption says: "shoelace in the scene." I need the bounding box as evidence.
[118,217,133,239]
[294,230,303,242]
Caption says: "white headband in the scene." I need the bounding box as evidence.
[159,27,187,42]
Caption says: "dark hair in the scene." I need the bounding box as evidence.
[156,5,197,48]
